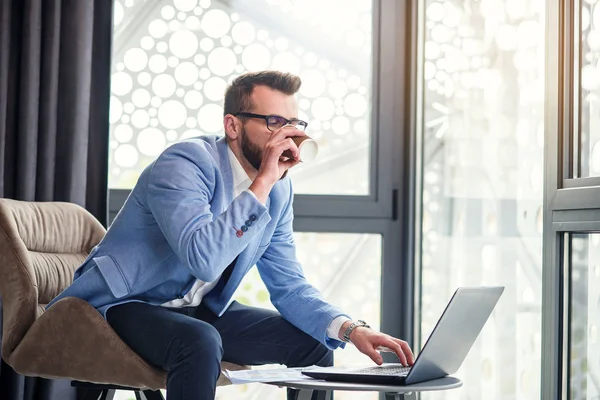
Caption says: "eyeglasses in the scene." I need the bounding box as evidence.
[234,112,308,132]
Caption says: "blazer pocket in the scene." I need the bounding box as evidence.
[93,255,131,298]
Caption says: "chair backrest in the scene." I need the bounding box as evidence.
[0,199,105,360]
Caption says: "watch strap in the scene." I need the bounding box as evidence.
[343,319,370,342]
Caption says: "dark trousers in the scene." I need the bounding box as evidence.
[106,301,334,400]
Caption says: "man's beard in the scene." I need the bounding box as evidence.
[240,127,288,179]
[240,127,263,171]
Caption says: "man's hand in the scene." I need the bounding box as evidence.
[249,126,305,203]
[340,322,415,367]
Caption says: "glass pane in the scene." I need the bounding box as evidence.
[569,234,600,400]
[108,0,372,195]
[216,232,381,400]
[579,1,600,177]
[419,0,544,399]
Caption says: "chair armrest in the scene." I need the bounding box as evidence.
[9,297,167,389]
[9,297,247,389]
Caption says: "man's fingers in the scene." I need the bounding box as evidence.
[375,337,409,366]
[387,340,408,366]
[279,157,300,170]
[392,338,415,365]
[266,139,299,160]
[363,347,384,365]
[284,138,300,158]
[271,125,306,141]
[273,138,299,158]
[355,332,414,367]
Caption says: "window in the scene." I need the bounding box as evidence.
[568,234,600,400]
[108,0,373,195]
[543,1,600,398]
[576,1,600,177]
[418,0,544,398]
[108,1,400,400]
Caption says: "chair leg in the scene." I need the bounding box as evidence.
[77,388,104,400]
[99,389,116,400]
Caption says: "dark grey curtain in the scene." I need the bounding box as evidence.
[0,0,113,399]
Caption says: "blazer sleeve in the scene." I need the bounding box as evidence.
[146,142,271,282]
[256,179,350,349]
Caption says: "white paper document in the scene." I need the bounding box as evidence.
[223,366,317,384]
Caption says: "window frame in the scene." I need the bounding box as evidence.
[543,0,600,398]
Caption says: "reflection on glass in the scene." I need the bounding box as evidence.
[220,232,382,400]
[108,0,372,195]
[569,234,600,400]
[420,0,544,399]
[579,1,600,177]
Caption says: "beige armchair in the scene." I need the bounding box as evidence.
[0,199,246,400]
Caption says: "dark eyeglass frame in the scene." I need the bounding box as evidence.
[234,112,308,132]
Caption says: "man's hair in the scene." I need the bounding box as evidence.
[224,71,302,116]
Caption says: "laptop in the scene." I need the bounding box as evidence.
[302,286,504,385]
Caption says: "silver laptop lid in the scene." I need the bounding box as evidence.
[405,286,504,384]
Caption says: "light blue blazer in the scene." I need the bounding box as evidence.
[47,136,348,349]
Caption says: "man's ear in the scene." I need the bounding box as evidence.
[224,114,240,140]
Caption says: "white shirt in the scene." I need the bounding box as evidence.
[162,144,350,339]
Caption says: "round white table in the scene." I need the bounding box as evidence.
[269,376,462,400]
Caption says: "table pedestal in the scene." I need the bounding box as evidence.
[294,389,417,400]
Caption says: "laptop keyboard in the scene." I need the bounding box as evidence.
[355,365,411,376]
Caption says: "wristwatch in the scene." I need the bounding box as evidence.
[343,320,371,343]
